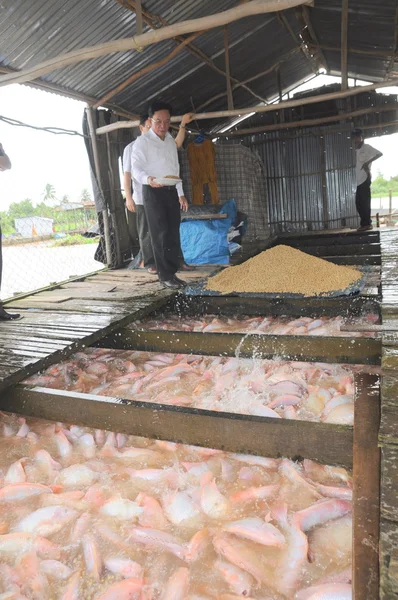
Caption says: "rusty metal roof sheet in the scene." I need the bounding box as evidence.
[0,0,397,127]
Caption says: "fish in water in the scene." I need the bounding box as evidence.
[0,411,352,599]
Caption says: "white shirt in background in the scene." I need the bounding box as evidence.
[122,140,143,205]
[355,143,379,187]
[132,129,184,197]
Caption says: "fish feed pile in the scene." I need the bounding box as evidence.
[206,244,362,297]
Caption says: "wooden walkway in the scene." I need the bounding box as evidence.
[0,267,212,392]
[379,229,398,599]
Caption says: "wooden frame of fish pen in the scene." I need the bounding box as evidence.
[0,227,385,599]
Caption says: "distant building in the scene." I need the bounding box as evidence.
[14,216,54,238]
[55,201,96,211]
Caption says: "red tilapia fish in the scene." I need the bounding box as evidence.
[24,350,359,426]
[0,412,352,599]
[132,312,379,338]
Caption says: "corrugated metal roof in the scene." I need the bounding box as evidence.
[0,0,397,127]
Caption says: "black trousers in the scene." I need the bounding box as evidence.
[136,205,155,268]
[355,176,372,227]
[0,225,3,292]
[143,186,181,281]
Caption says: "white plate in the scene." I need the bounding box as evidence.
[153,177,182,186]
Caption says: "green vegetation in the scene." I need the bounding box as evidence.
[371,172,398,198]
[1,185,97,237]
[51,234,98,247]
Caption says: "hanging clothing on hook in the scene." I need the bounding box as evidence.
[187,139,219,205]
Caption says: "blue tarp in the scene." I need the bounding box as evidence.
[180,199,237,265]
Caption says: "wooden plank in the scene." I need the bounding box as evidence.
[284,233,380,247]
[297,243,381,256]
[25,295,73,303]
[326,255,381,266]
[352,373,380,600]
[380,518,398,599]
[0,292,172,392]
[96,328,382,364]
[380,445,398,522]
[0,385,354,467]
[61,282,117,292]
[168,294,382,318]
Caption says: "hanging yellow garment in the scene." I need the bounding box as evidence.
[187,139,219,205]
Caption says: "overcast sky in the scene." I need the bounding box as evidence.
[0,76,397,211]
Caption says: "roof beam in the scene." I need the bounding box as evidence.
[95,77,398,134]
[317,45,395,59]
[385,1,398,79]
[93,31,204,108]
[296,5,330,72]
[341,0,349,90]
[276,11,318,74]
[114,0,268,105]
[196,47,300,112]
[216,101,398,136]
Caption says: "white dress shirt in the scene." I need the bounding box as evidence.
[356,143,379,186]
[122,140,143,205]
[132,129,184,197]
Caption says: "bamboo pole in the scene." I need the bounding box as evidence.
[116,0,269,106]
[218,101,398,136]
[95,79,398,135]
[0,0,312,88]
[224,26,234,110]
[93,31,203,108]
[341,0,349,91]
[86,107,112,267]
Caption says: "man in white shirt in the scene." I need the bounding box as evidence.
[132,101,189,290]
[351,128,383,231]
[0,143,21,320]
[124,111,194,274]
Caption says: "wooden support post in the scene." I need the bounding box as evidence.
[341,0,349,91]
[135,0,143,35]
[352,373,380,600]
[319,134,329,228]
[86,106,112,267]
[224,26,234,110]
[276,65,285,123]
[389,189,393,225]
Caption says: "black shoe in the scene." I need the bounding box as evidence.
[173,275,187,286]
[160,279,181,290]
[0,306,21,320]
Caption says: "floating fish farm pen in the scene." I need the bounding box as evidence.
[1,227,397,599]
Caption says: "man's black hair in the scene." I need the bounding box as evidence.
[148,101,173,118]
[351,128,363,137]
[139,113,149,126]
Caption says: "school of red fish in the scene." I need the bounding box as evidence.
[132,314,379,337]
[0,411,352,599]
[24,350,359,425]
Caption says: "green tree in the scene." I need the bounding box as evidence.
[42,183,57,205]
[8,199,35,219]
[61,194,70,204]
[80,188,92,203]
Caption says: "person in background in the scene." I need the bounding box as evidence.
[0,144,21,320]
[124,111,195,274]
[351,128,383,231]
[132,101,189,289]
[123,114,155,271]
